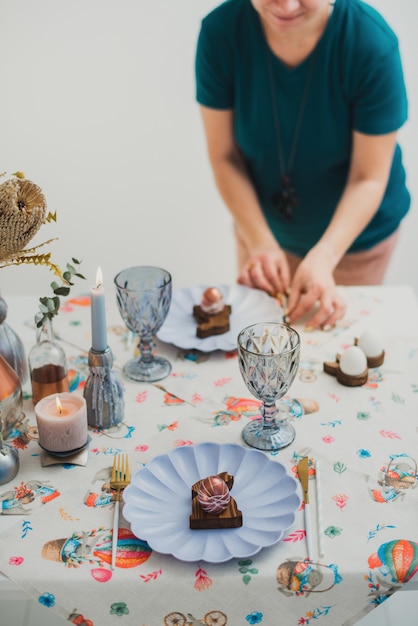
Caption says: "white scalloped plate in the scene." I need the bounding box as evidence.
[157,284,283,352]
[123,442,300,563]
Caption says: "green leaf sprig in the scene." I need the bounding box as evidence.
[36,258,85,328]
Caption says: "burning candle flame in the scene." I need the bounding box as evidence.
[96,266,103,288]
[56,395,63,415]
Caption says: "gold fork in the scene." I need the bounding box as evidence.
[110,453,131,570]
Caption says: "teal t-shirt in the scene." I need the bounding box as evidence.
[196,0,410,256]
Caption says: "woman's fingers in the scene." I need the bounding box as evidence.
[286,289,346,329]
[238,253,289,296]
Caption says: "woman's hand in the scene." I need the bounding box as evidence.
[199,106,293,300]
[237,246,291,298]
[285,249,346,329]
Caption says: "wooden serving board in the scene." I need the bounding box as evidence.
[189,471,243,530]
[193,305,232,338]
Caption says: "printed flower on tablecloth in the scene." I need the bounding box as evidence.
[357,449,371,458]
[246,611,263,624]
[332,494,348,511]
[194,566,213,591]
[324,526,343,539]
[9,556,24,565]
[110,602,129,616]
[38,592,56,608]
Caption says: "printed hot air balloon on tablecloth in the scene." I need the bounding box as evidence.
[42,528,151,570]
[368,539,418,584]
[93,528,152,568]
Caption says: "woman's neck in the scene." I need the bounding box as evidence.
[261,2,332,68]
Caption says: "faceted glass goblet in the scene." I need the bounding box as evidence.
[114,266,172,382]
[237,322,301,451]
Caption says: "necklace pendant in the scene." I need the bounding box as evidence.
[272,175,298,221]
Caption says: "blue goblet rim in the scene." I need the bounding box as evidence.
[237,322,300,357]
[114,266,172,292]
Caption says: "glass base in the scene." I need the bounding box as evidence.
[242,419,296,451]
[123,355,171,383]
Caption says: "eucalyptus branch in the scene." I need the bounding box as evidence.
[36,258,86,328]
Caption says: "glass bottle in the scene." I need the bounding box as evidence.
[0,292,28,383]
[0,353,21,483]
[28,317,69,405]
[0,351,23,439]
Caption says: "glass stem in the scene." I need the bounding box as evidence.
[138,335,154,363]
[261,402,279,428]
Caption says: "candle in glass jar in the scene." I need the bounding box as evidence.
[35,392,88,453]
[90,266,108,353]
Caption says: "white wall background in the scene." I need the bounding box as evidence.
[1,0,416,300]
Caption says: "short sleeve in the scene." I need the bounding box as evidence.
[195,18,235,110]
[352,42,408,135]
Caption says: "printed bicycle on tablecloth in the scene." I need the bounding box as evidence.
[163,610,227,626]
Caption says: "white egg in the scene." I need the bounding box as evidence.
[357,329,384,358]
[339,346,367,376]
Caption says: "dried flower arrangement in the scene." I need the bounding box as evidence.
[0,172,85,322]
[0,171,60,275]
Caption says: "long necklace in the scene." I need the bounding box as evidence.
[265,46,318,221]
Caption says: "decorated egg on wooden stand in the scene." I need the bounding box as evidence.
[354,329,385,368]
[197,475,231,514]
[323,328,385,387]
[323,346,368,387]
[190,471,242,530]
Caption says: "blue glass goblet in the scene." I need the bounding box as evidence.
[114,266,172,382]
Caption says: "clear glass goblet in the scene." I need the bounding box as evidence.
[237,322,301,451]
[114,266,172,382]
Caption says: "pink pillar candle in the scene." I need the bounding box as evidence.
[35,392,88,453]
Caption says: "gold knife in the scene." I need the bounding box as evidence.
[298,456,313,560]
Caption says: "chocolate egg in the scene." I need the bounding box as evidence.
[202,287,222,303]
[201,287,224,314]
[197,475,230,514]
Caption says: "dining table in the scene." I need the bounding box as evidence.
[0,283,417,626]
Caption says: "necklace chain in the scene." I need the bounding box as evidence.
[265,45,317,221]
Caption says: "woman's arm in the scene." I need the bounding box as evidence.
[200,105,291,295]
[286,129,398,328]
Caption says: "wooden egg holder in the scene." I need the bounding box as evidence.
[354,338,385,369]
[193,305,232,339]
[189,471,243,530]
[323,345,385,388]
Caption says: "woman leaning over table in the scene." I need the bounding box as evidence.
[195,0,410,328]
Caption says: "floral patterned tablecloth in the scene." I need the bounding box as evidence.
[0,285,417,626]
